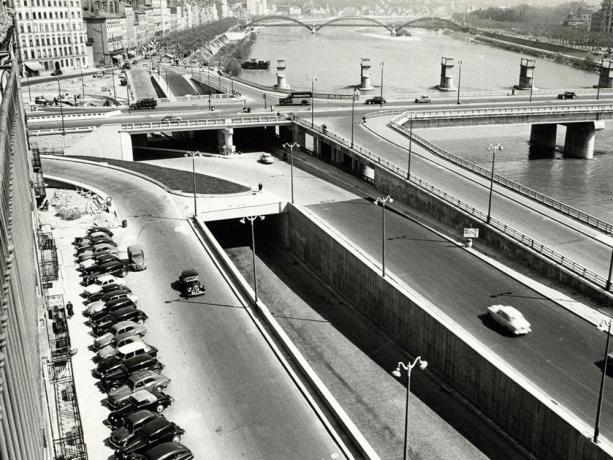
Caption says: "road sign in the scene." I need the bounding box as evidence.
[464,227,479,239]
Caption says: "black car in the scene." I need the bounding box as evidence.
[130,442,193,460]
[107,390,174,427]
[92,307,148,336]
[365,96,386,105]
[75,235,116,251]
[99,354,163,391]
[87,285,132,302]
[82,260,128,285]
[557,91,577,99]
[115,418,185,458]
[89,298,137,324]
[109,411,163,448]
[87,226,114,237]
[51,69,63,76]
[78,251,119,264]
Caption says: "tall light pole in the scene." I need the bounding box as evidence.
[407,116,413,180]
[184,151,201,217]
[391,356,428,460]
[351,89,358,148]
[486,143,503,224]
[529,63,536,103]
[111,69,117,100]
[283,142,299,204]
[374,195,393,277]
[56,78,66,136]
[240,215,265,302]
[127,83,131,113]
[379,61,384,107]
[309,77,317,127]
[456,59,463,105]
[594,319,612,443]
[25,73,32,105]
[80,66,85,101]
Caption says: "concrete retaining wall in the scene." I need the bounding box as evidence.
[282,205,613,460]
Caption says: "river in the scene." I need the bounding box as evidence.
[239,27,613,222]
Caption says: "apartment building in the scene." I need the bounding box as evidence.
[84,9,125,66]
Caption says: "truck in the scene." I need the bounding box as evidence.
[130,98,157,110]
[278,92,312,106]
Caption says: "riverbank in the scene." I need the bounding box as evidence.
[214,31,258,76]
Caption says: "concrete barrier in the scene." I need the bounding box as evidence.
[282,205,613,460]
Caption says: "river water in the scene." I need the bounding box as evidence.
[240,27,613,222]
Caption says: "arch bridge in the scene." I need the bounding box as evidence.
[245,15,462,34]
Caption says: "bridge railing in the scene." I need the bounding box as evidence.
[293,116,613,292]
[387,116,613,235]
[121,114,288,131]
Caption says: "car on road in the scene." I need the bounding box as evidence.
[93,321,147,350]
[134,442,193,460]
[486,304,532,335]
[364,96,386,105]
[178,269,206,297]
[109,411,164,448]
[107,390,174,427]
[34,96,48,105]
[414,95,431,104]
[91,306,148,336]
[259,153,274,164]
[160,116,182,122]
[557,91,577,99]
[82,275,126,296]
[108,370,171,406]
[114,418,185,458]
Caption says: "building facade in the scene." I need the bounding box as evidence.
[592,0,613,33]
[84,10,125,66]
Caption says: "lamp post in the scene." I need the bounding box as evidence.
[391,356,428,460]
[111,69,117,100]
[231,75,234,95]
[240,215,265,302]
[351,89,358,148]
[309,77,317,127]
[374,195,393,277]
[283,142,299,204]
[25,73,32,104]
[594,319,612,443]
[407,116,413,180]
[127,83,131,113]
[529,63,536,103]
[80,66,85,101]
[379,61,384,107]
[184,151,201,217]
[56,78,66,136]
[486,143,503,224]
[456,59,463,105]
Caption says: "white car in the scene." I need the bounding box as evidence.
[96,337,156,361]
[82,275,126,296]
[486,304,532,335]
[259,153,274,164]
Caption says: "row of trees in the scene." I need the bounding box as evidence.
[158,18,239,59]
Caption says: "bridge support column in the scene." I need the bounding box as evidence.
[359,58,373,91]
[217,128,236,155]
[599,60,613,89]
[529,124,557,156]
[563,121,604,159]
[515,58,536,90]
[274,59,290,90]
[436,57,456,91]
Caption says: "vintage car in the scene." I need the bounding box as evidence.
[82,274,126,296]
[486,304,532,335]
[106,390,174,427]
[128,245,146,271]
[108,370,170,406]
[114,418,185,457]
[93,321,147,350]
[178,269,206,297]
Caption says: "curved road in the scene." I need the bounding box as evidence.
[43,158,346,459]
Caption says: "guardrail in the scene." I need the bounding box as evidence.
[28,126,96,135]
[293,116,613,292]
[387,117,613,236]
[27,110,119,121]
[121,114,289,131]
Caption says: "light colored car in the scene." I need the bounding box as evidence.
[97,337,156,361]
[85,293,139,316]
[161,115,182,122]
[108,370,171,405]
[93,321,147,350]
[415,95,431,104]
[259,153,274,164]
[83,275,126,296]
[486,304,532,335]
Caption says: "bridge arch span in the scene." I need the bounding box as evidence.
[246,15,313,31]
[395,17,462,30]
[315,16,393,32]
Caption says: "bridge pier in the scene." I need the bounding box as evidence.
[359,58,373,91]
[529,124,557,156]
[563,121,604,159]
[514,58,536,91]
[598,60,613,89]
[274,59,290,90]
[436,57,456,91]
[217,127,236,155]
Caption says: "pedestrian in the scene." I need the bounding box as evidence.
[511,88,515,96]
[258,183,263,192]
[66,301,74,318]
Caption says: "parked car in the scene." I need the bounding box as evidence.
[100,354,164,392]
[87,285,132,302]
[128,245,146,271]
[160,116,182,122]
[86,226,113,237]
[108,370,171,406]
[114,418,185,457]
[82,260,128,285]
[178,269,206,297]
[92,307,148,336]
[107,390,174,427]
[364,96,386,105]
[79,253,121,271]
[82,275,126,296]
[75,230,113,244]
[259,153,274,165]
[109,411,164,448]
[85,294,139,317]
[486,304,532,335]
[34,96,47,105]
[77,248,120,263]
[414,95,431,104]
[557,91,577,100]
[51,69,63,76]
[96,337,157,363]
[131,442,193,460]
[93,321,147,351]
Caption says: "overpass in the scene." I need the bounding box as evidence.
[391,103,613,158]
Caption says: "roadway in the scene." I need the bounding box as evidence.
[41,158,347,459]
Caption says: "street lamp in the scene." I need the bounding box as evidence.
[486,143,503,224]
[374,195,393,277]
[456,59,463,105]
[111,69,117,100]
[391,356,428,460]
[351,89,359,148]
[184,151,201,217]
[127,83,131,113]
[594,319,612,443]
[56,78,66,136]
[80,66,85,101]
[240,215,265,302]
[309,77,318,127]
[283,142,299,204]
[407,115,414,180]
[379,61,384,107]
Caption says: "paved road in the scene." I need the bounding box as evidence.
[306,197,613,440]
[42,158,347,459]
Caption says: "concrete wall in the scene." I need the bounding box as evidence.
[64,124,133,161]
[281,205,613,460]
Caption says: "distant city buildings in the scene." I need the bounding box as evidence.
[246,0,266,16]
[591,0,613,33]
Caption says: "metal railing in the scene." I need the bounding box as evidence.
[121,114,290,131]
[387,117,613,235]
[293,116,613,292]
